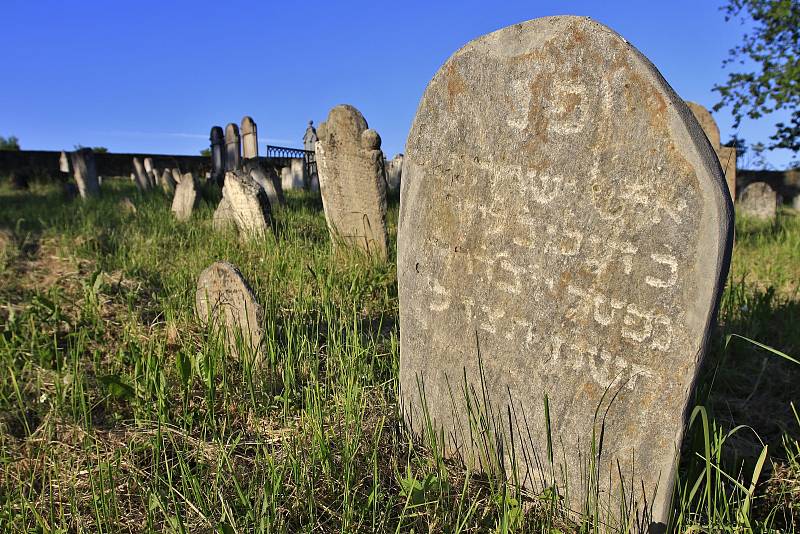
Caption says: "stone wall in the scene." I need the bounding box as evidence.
[738,168,800,204]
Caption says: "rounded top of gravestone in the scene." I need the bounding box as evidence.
[241,116,257,134]
[685,101,721,149]
[225,123,240,140]
[361,128,382,150]
[319,104,369,144]
[740,181,775,198]
[210,126,224,142]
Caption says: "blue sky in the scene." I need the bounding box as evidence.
[1,0,794,168]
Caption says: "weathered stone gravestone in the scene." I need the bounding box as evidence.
[398,16,734,528]
[172,172,198,221]
[160,168,176,195]
[793,194,800,212]
[143,157,157,188]
[196,261,264,362]
[217,170,272,238]
[59,151,70,174]
[225,123,241,172]
[213,197,235,230]
[245,160,284,208]
[738,182,777,220]
[70,148,100,199]
[171,168,183,185]
[241,116,259,160]
[132,157,151,191]
[303,120,318,152]
[315,105,388,258]
[385,153,403,194]
[686,101,737,201]
[210,126,226,185]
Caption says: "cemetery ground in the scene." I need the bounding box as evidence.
[0,179,798,533]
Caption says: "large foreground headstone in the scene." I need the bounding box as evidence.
[686,101,737,200]
[219,170,272,238]
[70,148,100,199]
[738,182,777,220]
[172,172,198,221]
[196,261,264,362]
[316,105,389,258]
[398,16,733,528]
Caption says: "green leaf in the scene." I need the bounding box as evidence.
[99,374,135,400]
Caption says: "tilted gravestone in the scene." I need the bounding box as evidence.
[315,104,389,258]
[686,101,737,201]
[196,261,264,362]
[70,148,100,199]
[398,16,733,528]
[143,157,157,188]
[738,182,777,220]
[59,151,70,174]
[160,168,176,195]
[225,123,241,172]
[171,168,183,185]
[213,197,235,230]
[210,126,226,185]
[132,157,151,191]
[172,172,198,221]
[243,159,285,208]
[241,116,259,160]
[218,170,272,238]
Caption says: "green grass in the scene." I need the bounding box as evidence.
[0,180,798,532]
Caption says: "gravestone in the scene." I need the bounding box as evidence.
[225,123,241,172]
[160,168,176,195]
[171,168,183,185]
[245,160,284,208]
[220,170,272,238]
[241,116,259,160]
[738,182,777,220]
[291,158,306,189]
[280,166,293,190]
[59,151,70,174]
[303,120,318,152]
[385,153,404,194]
[196,261,264,362]
[172,172,198,221]
[398,16,733,528]
[210,126,226,185]
[213,197,235,230]
[793,194,800,212]
[143,157,157,188]
[132,157,151,191]
[686,101,737,200]
[315,104,388,258]
[70,148,100,199]
[119,197,137,215]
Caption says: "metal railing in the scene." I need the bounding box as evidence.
[265,145,317,179]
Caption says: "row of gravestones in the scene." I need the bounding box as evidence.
[193,17,756,531]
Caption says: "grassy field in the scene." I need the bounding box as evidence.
[0,179,798,533]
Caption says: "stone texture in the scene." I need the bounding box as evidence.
[172,172,198,221]
[225,123,241,172]
[738,182,777,220]
[398,16,733,528]
[241,116,258,159]
[132,157,151,191]
[316,105,388,258]
[244,160,284,208]
[220,170,272,238]
[213,197,235,230]
[210,126,226,185]
[686,101,737,200]
[195,261,264,362]
[385,153,403,194]
[70,148,100,199]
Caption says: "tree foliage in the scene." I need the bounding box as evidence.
[0,136,20,151]
[713,0,800,156]
[199,148,211,157]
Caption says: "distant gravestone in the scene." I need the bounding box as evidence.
[220,170,272,238]
[244,160,284,208]
[160,168,176,195]
[225,123,241,172]
[241,116,259,160]
[738,182,777,220]
[196,261,264,362]
[303,120,318,152]
[315,104,388,258]
[59,151,70,174]
[171,168,183,185]
[385,153,403,194]
[686,101,737,200]
[793,195,800,212]
[398,17,733,528]
[119,197,137,215]
[290,158,305,189]
[210,126,226,185]
[70,148,100,199]
[172,172,198,221]
[143,158,157,188]
[132,157,151,191]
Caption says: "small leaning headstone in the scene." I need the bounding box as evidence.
[160,168,176,195]
[398,16,733,528]
[315,104,389,258]
[70,148,100,199]
[132,157,151,191]
[738,182,777,220]
[196,261,265,363]
[172,172,198,221]
[243,159,285,208]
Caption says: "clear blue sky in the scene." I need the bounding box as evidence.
[1,0,794,169]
